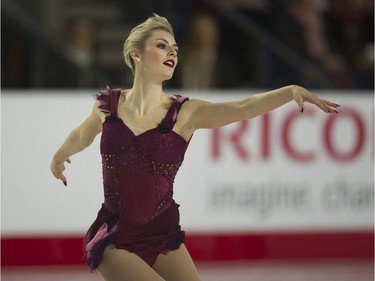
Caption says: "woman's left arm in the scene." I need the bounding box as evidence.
[187,85,339,130]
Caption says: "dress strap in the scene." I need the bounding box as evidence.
[109,90,121,116]
[158,95,189,132]
[96,86,121,116]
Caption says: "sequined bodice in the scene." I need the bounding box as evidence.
[98,87,190,224]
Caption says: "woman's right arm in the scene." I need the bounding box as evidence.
[50,101,103,186]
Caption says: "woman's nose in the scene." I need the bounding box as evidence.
[169,48,177,57]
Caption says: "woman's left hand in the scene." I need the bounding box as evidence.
[292,85,340,114]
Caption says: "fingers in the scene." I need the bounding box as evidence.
[322,99,340,108]
[315,99,340,114]
[303,96,340,114]
[61,177,68,186]
[293,87,340,114]
[54,169,68,186]
[295,95,305,113]
[61,159,70,186]
[57,166,68,186]
[50,160,70,186]
[313,98,330,113]
[322,99,340,113]
[294,87,340,114]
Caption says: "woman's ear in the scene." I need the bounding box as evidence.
[131,50,141,62]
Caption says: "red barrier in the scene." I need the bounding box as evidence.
[2,231,373,266]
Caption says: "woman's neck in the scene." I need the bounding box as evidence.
[125,78,168,116]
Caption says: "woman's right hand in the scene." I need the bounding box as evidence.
[50,157,71,186]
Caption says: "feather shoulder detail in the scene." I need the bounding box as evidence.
[95,85,121,113]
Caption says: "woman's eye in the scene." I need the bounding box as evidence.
[157,43,166,49]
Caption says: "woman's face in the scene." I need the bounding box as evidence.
[136,30,178,82]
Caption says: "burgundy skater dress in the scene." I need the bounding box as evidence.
[83,86,191,270]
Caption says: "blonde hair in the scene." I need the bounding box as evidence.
[123,14,174,73]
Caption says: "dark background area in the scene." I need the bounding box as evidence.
[2,0,374,90]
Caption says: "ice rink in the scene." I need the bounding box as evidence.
[2,259,373,281]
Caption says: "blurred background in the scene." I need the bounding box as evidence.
[2,0,374,90]
[1,0,374,280]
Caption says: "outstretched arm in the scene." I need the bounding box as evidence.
[50,101,103,186]
[185,85,339,130]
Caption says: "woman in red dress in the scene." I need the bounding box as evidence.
[50,14,339,281]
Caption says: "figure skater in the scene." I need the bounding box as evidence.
[50,14,339,281]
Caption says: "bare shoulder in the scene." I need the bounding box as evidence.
[177,98,203,120]
[173,98,208,140]
[185,98,211,107]
[178,98,215,122]
[179,98,209,114]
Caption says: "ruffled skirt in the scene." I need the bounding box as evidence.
[83,203,185,270]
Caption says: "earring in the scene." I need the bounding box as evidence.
[136,58,140,62]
